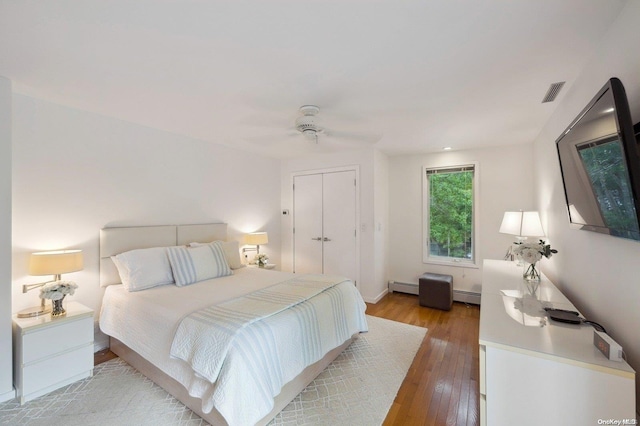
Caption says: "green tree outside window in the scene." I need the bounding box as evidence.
[426,167,474,261]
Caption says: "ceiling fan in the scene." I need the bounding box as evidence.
[295,105,324,143]
[292,105,379,145]
[240,104,381,151]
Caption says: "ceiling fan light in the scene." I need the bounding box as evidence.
[295,107,323,139]
[302,129,317,139]
[295,115,316,129]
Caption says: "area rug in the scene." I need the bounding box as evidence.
[0,316,426,426]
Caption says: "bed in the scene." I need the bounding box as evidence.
[98,223,368,425]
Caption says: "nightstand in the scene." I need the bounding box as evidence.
[248,264,277,270]
[13,301,94,404]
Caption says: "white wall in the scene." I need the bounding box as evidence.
[280,148,388,303]
[0,76,14,402]
[388,144,535,293]
[11,95,282,350]
[532,0,640,410]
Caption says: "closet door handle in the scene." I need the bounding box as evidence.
[311,237,322,241]
[323,237,331,242]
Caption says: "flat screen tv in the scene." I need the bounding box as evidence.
[556,78,640,241]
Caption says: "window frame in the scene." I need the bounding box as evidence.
[422,162,480,268]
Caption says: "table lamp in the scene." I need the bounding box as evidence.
[499,211,544,263]
[242,232,269,264]
[499,211,544,241]
[17,249,84,318]
[243,232,268,254]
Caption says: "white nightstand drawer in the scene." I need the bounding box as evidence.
[22,316,93,364]
[21,343,93,397]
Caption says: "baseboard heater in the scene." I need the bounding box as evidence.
[388,281,481,305]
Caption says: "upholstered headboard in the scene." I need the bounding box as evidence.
[99,223,228,287]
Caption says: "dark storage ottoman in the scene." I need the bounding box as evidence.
[418,273,453,310]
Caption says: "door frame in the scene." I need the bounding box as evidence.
[291,165,361,289]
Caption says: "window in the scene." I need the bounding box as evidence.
[422,163,479,266]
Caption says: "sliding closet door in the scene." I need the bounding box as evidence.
[322,171,356,280]
[293,174,323,274]
[293,170,357,283]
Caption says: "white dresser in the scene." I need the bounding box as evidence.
[13,301,94,404]
[479,259,636,425]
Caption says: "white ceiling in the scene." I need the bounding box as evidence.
[0,1,628,159]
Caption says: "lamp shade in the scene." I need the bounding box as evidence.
[244,232,269,245]
[499,211,545,237]
[29,250,84,276]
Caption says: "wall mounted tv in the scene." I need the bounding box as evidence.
[556,78,640,241]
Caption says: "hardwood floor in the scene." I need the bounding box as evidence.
[94,291,480,426]
[94,347,117,365]
[366,292,480,426]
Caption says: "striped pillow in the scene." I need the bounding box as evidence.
[166,241,232,286]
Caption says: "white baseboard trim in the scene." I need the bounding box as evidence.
[0,387,15,403]
[94,341,109,353]
[453,289,481,305]
[363,288,389,304]
[388,280,481,305]
[94,321,109,352]
[388,281,418,295]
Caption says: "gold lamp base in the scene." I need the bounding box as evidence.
[17,304,52,318]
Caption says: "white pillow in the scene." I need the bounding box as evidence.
[189,240,245,269]
[112,247,175,292]
[220,240,245,269]
[167,241,233,286]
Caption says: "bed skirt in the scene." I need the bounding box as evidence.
[109,334,358,425]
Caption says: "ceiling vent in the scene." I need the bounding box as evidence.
[542,81,566,103]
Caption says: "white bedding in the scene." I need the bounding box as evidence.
[99,267,368,425]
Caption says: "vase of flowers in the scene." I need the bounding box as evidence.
[255,253,269,268]
[39,281,78,317]
[51,298,65,317]
[513,240,557,282]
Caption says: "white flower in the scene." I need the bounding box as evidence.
[513,240,555,264]
[519,247,542,264]
[49,291,64,301]
[254,253,269,265]
[39,280,78,300]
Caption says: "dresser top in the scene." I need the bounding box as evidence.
[480,259,634,376]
